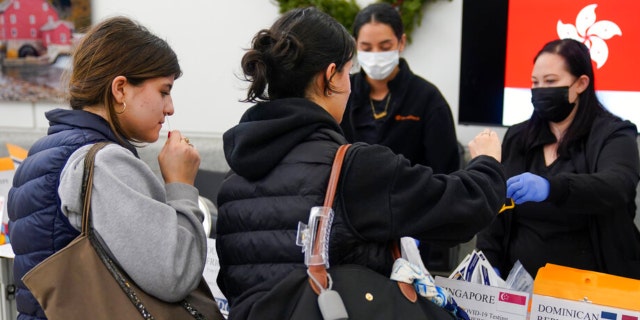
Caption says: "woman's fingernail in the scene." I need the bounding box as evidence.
[165,116,172,138]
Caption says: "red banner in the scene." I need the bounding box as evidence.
[504,0,640,92]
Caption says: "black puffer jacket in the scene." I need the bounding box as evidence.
[216,98,506,319]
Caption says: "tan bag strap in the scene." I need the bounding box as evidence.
[307,144,417,302]
[80,142,111,235]
[308,144,350,293]
[322,144,350,208]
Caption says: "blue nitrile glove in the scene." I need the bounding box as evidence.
[506,172,549,205]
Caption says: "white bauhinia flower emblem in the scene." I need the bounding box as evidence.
[556,4,622,69]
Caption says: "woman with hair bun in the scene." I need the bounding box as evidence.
[216,7,506,319]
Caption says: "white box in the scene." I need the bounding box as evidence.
[435,276,530,320]
[202,238,229,318]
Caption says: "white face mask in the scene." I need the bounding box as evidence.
[357,50,400,80]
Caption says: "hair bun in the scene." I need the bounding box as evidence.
[254,30,276,52]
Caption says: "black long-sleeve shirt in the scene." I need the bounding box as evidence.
[477,114,640,279]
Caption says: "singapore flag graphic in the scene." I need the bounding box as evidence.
[496,292,528,315]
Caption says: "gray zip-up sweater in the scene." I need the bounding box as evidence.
[59,143,206,302]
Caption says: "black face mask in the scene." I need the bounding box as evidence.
[531,86,575,122]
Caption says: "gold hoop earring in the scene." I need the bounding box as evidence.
[116,102,126,114]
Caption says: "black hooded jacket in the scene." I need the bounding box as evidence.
[216,98,505,319]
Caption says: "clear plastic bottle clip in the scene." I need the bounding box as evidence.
[296,206,334,268]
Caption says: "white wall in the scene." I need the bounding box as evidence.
[0,0,505,143]
[91,0,282,138]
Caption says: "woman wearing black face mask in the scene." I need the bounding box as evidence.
[476,38,640,280]
[530,78,581,123]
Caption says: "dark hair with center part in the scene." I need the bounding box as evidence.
[353,3,403,40]
[525,38,616,158]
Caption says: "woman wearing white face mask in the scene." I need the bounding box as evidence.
[340,3,462,271]
[341,3,459,174]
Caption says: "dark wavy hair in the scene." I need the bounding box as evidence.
[525,38,617,158]
[241,7,355,102]
[353,2,403,40]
